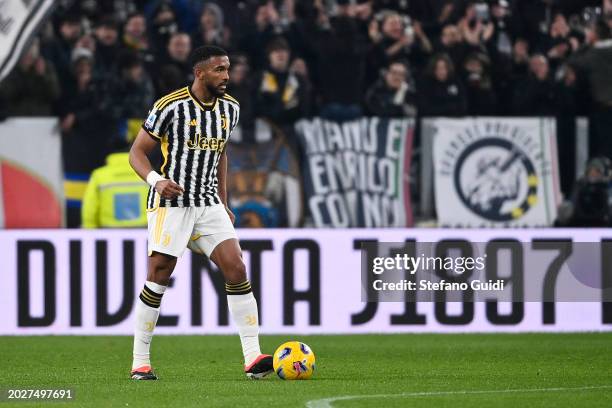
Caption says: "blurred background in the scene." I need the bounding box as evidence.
[2,0,612,230]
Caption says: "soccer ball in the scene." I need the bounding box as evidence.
[273,341,316,380]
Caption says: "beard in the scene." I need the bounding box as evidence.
[207,82,226,97]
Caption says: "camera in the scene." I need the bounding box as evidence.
[403,15,414,38]
[475,3,490,23]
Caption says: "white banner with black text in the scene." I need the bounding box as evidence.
[1,229,610,335]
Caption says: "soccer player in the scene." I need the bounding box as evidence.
[128,45,273,380]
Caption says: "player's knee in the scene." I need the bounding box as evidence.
[224,259,247,284]
[147,258,175,285]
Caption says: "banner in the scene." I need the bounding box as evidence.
[0,118,64,227]
[295,118,414,228]
[227,131,302,228]
[1,228,610,335]
[0,0,56,81]
[432,118,561,227]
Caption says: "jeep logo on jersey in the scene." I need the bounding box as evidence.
[186,133,226,151]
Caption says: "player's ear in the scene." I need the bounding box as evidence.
[193,62,205,79]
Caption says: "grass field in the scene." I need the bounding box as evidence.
[1,333,611,407]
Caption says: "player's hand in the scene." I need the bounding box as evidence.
[225,205,235,225]
[155,179,184,199]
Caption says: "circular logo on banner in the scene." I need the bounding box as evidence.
[436,120,555,226]
[453,138,538,222]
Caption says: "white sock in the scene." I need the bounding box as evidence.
[132,281,167,370]
[226,281,262,367]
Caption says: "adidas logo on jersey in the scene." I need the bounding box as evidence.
[189,119,197,126]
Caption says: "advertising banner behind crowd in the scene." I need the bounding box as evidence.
[0,0,55,81]
[431,118,561,227]
[0,118,64,227]
[295,118,415,228]
[1,229,610,335]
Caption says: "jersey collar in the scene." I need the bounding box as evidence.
[188,87,217,111]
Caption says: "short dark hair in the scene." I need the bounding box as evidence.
[189,45,228,68]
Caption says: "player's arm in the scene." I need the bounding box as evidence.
[129,128,184,199]
[217,150,235,224]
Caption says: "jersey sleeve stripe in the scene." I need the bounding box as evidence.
[156,91,189,111]
[222,93,240,105]
[142,125,161,140]
[154,88,188,109]
[153,89,185,109]
[222,98,240,113]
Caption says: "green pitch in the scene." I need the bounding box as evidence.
[1,333,611,407]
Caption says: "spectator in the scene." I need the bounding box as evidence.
[313,0,369,121]
[191,3,232,51]
[81,150,149,228]
[0,39,60,116]
[411,0,464,28]
[461,52,498,115]
[144,0,203,34]
[93,15,122,78]
[539,13,572,67]
[365,60,417,117]
[491,37,530,114]
[367,11,432,83]
[42,13,82,90]
[227,54,255,143]
[515,0,558,43]
[239,1,283,70]
[149,1,179,54]
[436,24,468,68]
[489,0,515,58]
[458,2,495,51]
[418,53,467,117]
[59,48,118,227]
[113,51,155,125]
[513,54,557,116]
[510,38,531,80]
[122,13,156,71]
[156,32,192,90]
[254,38,310,126]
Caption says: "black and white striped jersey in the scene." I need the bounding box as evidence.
[142,86,240,208]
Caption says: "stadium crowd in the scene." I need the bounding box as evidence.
[2,0,612,227]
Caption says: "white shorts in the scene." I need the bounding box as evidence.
[147,204,237,258]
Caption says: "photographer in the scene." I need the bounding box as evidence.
[555,157,612,227]
[569,18,612,159]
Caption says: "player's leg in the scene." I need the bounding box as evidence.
[209,238,273,379]
[188,204,272,378]
[131,252,176,379]
[132,206,194,380]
